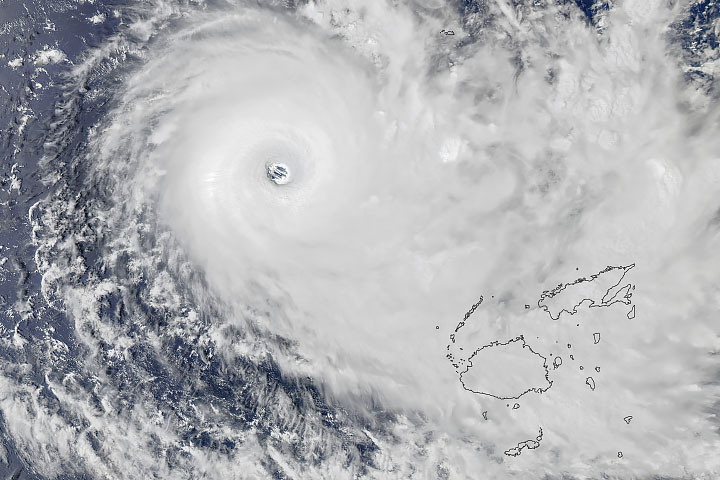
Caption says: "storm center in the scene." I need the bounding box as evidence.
[266,162,291,185]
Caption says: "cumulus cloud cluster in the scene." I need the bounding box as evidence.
[6,0,720,478]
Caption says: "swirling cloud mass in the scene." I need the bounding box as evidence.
[1,0,720,479]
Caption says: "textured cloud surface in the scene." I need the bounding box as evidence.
[1,0,719,478]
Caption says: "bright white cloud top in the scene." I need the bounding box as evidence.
[0,0,718,479]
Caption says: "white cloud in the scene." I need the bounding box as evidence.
[26,0,720,477]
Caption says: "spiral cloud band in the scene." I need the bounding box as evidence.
[1,0,719,478]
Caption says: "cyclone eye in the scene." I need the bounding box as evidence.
[266,162,291,185]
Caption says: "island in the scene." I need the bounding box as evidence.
[459,336,552,400]
[504,428,544,457]
[537,264,635,321]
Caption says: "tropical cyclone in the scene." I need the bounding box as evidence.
[6,0,720,476]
